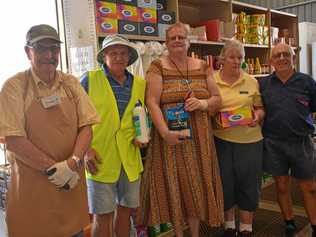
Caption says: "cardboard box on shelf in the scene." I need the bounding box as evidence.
[157,0,167,11]
[190,26,207,41]
[139,8,157,23]
[137,0,157,9]
[95,1,117,18]
[139,22,158,36]
[220,21,234,39]
[200,19,221,41]
[117,4,139,22]
[158,10,175,24]
[118,20,139,34]
[96,17,118,33]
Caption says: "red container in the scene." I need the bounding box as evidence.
[201,19,220,41]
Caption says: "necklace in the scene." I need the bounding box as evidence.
[168,56,192,91]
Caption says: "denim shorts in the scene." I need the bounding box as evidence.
[87,170,141,214]
[263,136,316,179]
[214,137,263,212]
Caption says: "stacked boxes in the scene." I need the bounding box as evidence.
[95,0,175,37]
[96,1,118,33]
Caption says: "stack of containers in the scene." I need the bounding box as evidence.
[137,0,158,36]
[117,0,140,35]
[244,14,268,45]
[95,0,119,34]
[95,0,176,37]
[157,0,176,39]
[235,11,268,45]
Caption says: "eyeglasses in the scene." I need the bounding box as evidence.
[27,43,61,55]
[167,35,187,41]
[272,51,292,59]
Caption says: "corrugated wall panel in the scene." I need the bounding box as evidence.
[305,4,312,22]
[313,3,316,22]
[298,5,305,21]
[238,0,316,23]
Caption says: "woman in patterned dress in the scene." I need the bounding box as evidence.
[139,22,224,237]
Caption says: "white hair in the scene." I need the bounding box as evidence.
[220,39,245,61]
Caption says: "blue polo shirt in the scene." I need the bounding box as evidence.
[81,64,133,119]
[259,71,316,139]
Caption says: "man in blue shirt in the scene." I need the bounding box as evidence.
[81,34,147,237]
[260,43,316,237]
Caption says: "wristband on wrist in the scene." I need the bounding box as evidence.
[71,155,83,169]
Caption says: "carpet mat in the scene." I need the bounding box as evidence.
[261,180,304,206]
[198,208,308,237]
[197,180,309,237]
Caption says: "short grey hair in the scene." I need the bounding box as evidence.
[271,42,295,58]
[166,22,191,40]
[220,39,245,61]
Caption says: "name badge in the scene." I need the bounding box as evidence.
[239,91,249,94]
[41,95,61,109]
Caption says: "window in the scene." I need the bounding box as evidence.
[0,1,58,164]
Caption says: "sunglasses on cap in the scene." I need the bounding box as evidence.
[27,43,61,54]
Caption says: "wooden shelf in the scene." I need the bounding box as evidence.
[232,0,267,13]
[270,9,297,18]
[60,0,300,74]
[97,33,165,42]
[190,39,225,46]
[254,73,270,78]
[244,44,269,48]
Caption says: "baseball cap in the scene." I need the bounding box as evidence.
[26,24,62,45]
[97,34,138,66]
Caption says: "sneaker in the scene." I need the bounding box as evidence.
[238,230,253,237]
[285,223,297,237]
[223,228,237,237]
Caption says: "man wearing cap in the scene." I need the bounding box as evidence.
[80,34,146,237]
[0,24,100,237]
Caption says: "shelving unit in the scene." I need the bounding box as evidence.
[59,0,299,76]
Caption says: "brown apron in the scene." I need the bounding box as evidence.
[6,78,89,237]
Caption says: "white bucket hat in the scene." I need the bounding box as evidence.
[97,34,138,66]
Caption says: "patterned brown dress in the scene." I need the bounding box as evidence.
[138,59,224,234]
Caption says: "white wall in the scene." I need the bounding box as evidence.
[299,22,316,76]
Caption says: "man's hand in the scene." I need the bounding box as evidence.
[84,148,101,175]
[133,139,148,148]
[46,160,79,190]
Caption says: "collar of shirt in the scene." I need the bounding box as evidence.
[30,68,62,90]
[102,64,133,87]
[271,70,298,83]
[215,70,246,87]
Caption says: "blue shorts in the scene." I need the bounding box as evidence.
[263,136,316,179]
[87,170,141,214]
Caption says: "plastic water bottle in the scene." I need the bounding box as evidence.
[133,100,150,143]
